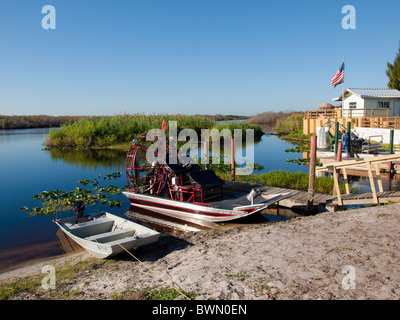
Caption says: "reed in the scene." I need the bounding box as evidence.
[247,111,297,125]
[46,114,262,149]
[274,113,304,136]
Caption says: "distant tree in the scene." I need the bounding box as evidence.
[386,44,400,90]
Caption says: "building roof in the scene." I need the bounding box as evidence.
[333,88,400,101]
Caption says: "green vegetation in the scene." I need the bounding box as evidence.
[46,114,263,149]
[274,113,308,138]
[0,277,42,300]
[247,111,306,138]
[234,170,349,195]
[247,111,301,125]
[0,114,248,130]
[0,259,98,300]
[141,286,197,300]
[20,172,124,216]
[0,115,85,130]
[386,44,400,90]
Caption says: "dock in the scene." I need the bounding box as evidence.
[223,181,334,211]
[224,161,400,212]
[327,190,400,206]
[316,153,400,206]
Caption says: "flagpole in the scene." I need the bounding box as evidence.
[342,56,345,111]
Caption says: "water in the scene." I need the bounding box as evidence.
[0,127,395,272]
[0,128,129,271]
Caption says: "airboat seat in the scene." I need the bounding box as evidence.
[164,162,185,174]
[187,170,224,189]
[184,163,201,172]
[186,169,224,202]
[164,156,185,174]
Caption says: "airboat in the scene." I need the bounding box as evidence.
[123,131,291,223]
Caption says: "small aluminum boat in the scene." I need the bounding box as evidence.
[54,212,160,258]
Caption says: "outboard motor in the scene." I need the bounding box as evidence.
[73,200,85,220]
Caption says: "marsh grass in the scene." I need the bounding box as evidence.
[0,115,86,130]
[46,114,262,149]
[274,113,304,136]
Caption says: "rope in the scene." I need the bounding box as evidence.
[117,243,191,300]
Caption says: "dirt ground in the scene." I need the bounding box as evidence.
[1,203,400,300]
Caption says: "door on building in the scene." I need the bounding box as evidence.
[395,101,400,116]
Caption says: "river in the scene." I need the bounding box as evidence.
[0,127,397,272]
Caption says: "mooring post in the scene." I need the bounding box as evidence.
[389,129,394,175]
[307,135,317,212]
[203,140,209,170]
[334,122,339,155]
[231,137,235,181]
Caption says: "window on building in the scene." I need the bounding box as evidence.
[378,101,390,108]
[349,102,357,109]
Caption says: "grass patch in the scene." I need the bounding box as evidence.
[0,259,102,300]
[225,270,250,282]
[234,169,349,195]
[0,277,42,300]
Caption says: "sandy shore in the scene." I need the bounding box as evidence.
[1,203,399,300]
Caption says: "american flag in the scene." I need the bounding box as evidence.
[331,62,345,87]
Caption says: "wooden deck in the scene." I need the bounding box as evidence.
[224,180,400,210]
[328,190,400,205]
[223,181,333,208]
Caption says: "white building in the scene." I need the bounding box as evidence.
[333,88,400,118]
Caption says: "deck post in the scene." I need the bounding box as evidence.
[307,136,317,212]
[333,164,343,206]
[231,138,235,181]
[333,142,342,196]
[389,129,394,174]
[374,163,384,192]
[366,160,379,204]
[203,140,209,170]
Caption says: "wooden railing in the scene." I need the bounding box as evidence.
[342,108,389,118]
[361,116,400,129]
[304,108,390,119]
[304,109,341,119]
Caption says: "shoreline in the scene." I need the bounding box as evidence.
[1,203,400,300]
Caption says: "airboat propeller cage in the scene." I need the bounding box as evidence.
[125,132,224,203]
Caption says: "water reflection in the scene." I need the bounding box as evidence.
[125,206,215,232]
[47,148,126,170]
[123,204,296,234]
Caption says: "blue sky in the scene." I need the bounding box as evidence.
[0,0,399,116]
